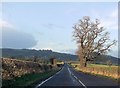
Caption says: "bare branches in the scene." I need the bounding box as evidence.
[73,16,117,67]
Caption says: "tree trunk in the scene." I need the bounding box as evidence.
[80,56,87,67]
[84,61,87,67]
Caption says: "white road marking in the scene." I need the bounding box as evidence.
[67,66,87,88]
[56,69,62,75]
[78,80,87,88]
[35,67,63,88]
[74,75,78,80]
[68,67,71,74]
[36,76,53,87]
[36,66,87,88]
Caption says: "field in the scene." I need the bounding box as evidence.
[71,62,120,79]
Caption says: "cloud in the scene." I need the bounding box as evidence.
[32,41,73,52]
[41,23,64,29]
[66,8,79,14]
[60,49,77,55]
[108,45,118,58]
[0,20,37,49]
[90,8,118,30]
[0,19,14,28]
[41,47,53,50]
[110,9,117,18]
[102,10,117,30]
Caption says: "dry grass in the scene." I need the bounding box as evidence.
[71,63,120,79]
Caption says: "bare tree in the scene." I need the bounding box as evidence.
[73,16,117,67]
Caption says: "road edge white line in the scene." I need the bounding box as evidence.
[35,67,63,88]
[36,76,53,87]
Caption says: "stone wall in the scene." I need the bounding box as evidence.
[2,58,55,79]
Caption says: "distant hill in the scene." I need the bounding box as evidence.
[1,48,78,61]
[1,48,119,65]
[93,54,118,65]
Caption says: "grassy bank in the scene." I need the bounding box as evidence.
[2,70,59,88]
[71,63,119,79]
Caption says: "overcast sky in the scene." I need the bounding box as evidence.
[0,2,118,57]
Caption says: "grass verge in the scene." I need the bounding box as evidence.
[70,63,119,80]
[2,70,59,88]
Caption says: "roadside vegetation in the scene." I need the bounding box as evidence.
[2,58,63,88]
[70,62,119,79]
[2,70,59,88]
[2,58,56,79]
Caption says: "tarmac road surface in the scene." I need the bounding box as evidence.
[35,64,119,88]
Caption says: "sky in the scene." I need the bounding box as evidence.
[0,2,118,57]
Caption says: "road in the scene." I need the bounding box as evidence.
[35,64,119,88]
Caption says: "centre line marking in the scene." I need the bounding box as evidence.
[68,67,87,88]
